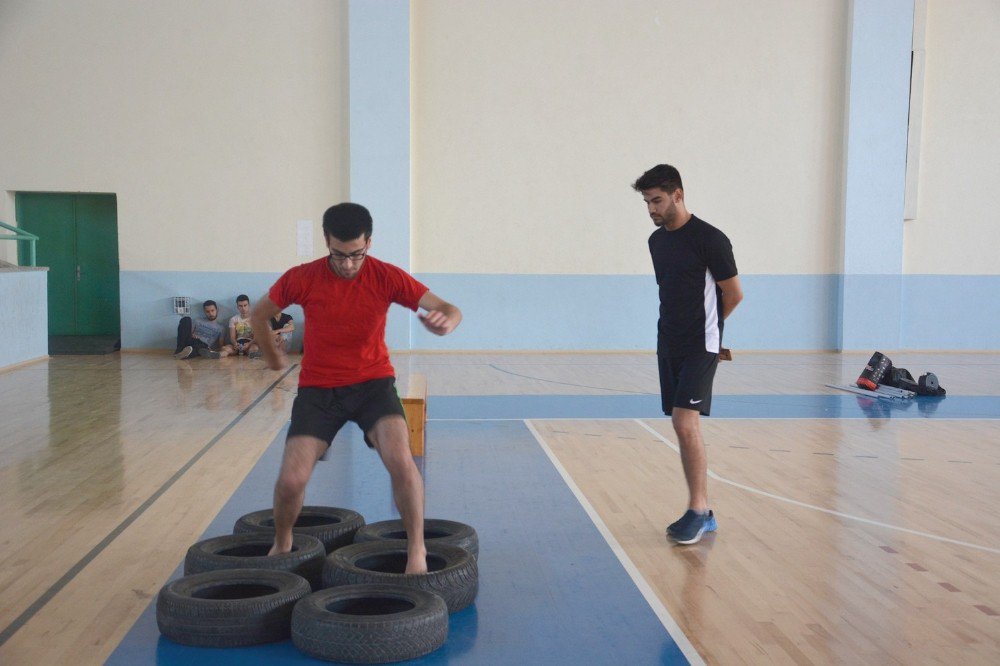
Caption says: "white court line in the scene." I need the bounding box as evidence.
[524,420,706,666]
[634,419,1000,556]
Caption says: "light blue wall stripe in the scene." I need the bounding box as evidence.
[0,270,48,367]
[412,274,839,351]
[349,0,410,350]
[902,275,1000,350]
[119,271,302,350]
[726,275,841,351]
[413,274,658,351]
[119,271,1000,352]
[840,273,904,349]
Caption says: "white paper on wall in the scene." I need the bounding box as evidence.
[296,219,313,258]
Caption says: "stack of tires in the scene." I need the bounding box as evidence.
[156,507,478,663]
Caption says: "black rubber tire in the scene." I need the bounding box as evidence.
[157,569,311,647]
[185,533,326,590]
[292,584,448,663]
[234,506,365,554]
[322,541,478,613]
[353,518,479,560]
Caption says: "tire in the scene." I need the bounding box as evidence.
[292,584,447,663]
[157,569,311,647]
[322,541,477,613]
[234,506,365,554]
[185,533,326,589]
[354,518,479,560]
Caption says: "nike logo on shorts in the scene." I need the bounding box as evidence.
[689,399,703,404]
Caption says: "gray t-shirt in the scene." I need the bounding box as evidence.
[191,318,224,347]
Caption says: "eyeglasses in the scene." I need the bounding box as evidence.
[329,249,368,264]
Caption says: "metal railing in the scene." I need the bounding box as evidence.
[0,221,38,266]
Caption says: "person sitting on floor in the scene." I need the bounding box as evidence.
[174,300,234,360]
[229,294,259,357]
[269,310,296,353]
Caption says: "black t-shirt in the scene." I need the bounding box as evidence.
[648,215,738,356]
[269,313,293,330]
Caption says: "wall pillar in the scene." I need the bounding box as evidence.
[348,0,411,349]
[839,0,914,350]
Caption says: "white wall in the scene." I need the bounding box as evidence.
[3,1,998,351]
[0,0,349,273]
[905,0,1000,274]
[411,0,848,275]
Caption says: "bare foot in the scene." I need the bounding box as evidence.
[405,547,428,575]
[268,539,292,556]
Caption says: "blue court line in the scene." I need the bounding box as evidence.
[109,420,688,665]
[428,394,1000,420]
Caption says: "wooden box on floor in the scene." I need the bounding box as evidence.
[402,374,427,456]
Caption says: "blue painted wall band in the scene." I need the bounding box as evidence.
[119,271,1000,351]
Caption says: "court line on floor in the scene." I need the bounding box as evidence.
[634,419,1000,556]
[525,420,705,666]
[0,365,297,649]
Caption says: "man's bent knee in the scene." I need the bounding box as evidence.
[274,470,308,498]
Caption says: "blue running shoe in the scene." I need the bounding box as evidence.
[704,510,717,533]
[667,509,717,538]
[669,510,716,545]
[666,510,698,538]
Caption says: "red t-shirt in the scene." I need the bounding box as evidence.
[269,255,428,388]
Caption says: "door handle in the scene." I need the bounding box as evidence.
[76,265,81,282]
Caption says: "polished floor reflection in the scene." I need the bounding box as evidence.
[0,354,298,664]
[0,352,997,664]
[537,416,1000,664]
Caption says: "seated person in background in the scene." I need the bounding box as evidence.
[269,311,295,353]
[229,294,258,357]
[174,300,233,360]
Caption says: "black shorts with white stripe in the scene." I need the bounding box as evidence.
[657,351,719,416]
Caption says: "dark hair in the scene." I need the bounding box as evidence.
[322,203,373,241]
[203,300,218,309]
[632,164,683,194]
[236,294,249,304]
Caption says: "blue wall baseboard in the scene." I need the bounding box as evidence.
[118,271,1000,352]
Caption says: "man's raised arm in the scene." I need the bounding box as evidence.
[251,295,288,370]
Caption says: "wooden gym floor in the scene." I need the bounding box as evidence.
[0,351,997,664]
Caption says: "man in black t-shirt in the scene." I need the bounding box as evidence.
[268,311,296,353]
[633,164,743,545]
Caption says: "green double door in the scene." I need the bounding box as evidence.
[16,193,121,337]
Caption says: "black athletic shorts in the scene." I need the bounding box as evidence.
[288,377,405,448]
[657,352,719,416]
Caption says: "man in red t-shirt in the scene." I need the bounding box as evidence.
[251,203,462,574]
